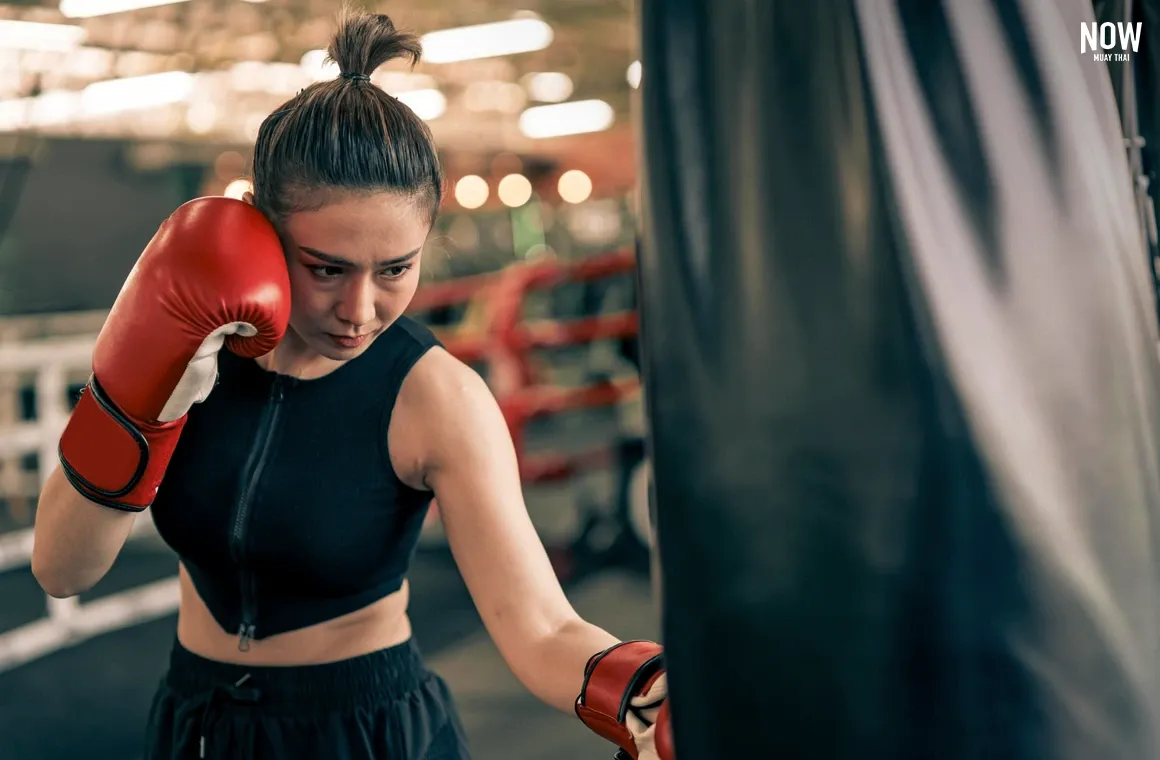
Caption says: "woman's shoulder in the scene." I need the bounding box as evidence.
[394,332,496,424]
[388,340,500,475]
[397,343,483,406]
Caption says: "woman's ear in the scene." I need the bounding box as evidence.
[242,191,255,205]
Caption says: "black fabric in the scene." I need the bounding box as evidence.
[151,316,441,641]
[143,638,471,760]
[637,0,1160,758]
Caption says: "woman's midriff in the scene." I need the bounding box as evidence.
[174,563,413,666]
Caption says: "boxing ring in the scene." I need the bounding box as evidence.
[0,333,180,673]
[6,0,1160,755]
[0,248,648,674]
[411,247,641,482]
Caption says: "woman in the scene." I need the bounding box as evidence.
[31,9,670,760]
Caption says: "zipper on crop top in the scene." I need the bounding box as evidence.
[229,376,285,652]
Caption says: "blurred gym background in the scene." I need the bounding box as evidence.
[0,1,657,758]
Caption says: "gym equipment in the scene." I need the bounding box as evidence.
[636,1,1160,757]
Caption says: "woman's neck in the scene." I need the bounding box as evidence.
[256,332,347,380]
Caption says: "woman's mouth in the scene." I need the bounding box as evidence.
[327,333,370,349]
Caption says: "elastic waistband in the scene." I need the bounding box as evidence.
[165,637,430,709]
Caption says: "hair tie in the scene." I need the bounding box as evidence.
[340,72,371,82]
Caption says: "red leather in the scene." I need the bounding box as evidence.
[58,197,290,510]
[654,701,674,760]
[58,386,186,510]
[93,197,291,421]
[575,640,665,759]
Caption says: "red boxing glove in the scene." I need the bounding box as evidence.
[58,197,291,511]
[576,640,672,760]
[654,701,673,760]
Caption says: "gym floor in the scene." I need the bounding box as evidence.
[0,540,658,760]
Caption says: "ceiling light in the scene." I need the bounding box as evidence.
[60,0,191,19]
[498,174,532,207]
[230,61,307,95]
[558,170,592,204]
[524,72,572,103]
[31,91,82,128]
[518,99,614,139]
[395,89,447,121]
[421,18,553,64]
[455,175,489,209]
[627,61,641,89]
[300,49,338,82]
[0,20,86,52]
[81,71,195,117]
[0,98,31,132]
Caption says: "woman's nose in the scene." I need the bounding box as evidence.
[335,276,376,328]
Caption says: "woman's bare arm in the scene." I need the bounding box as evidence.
[31,465,138,598]
[394,348,620,713]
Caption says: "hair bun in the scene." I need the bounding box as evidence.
[327,7,422,79]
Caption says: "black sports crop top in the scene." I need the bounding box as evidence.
[151,316,440,647]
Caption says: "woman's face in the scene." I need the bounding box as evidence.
[275,190,431,363]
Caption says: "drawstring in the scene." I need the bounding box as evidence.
[197,673,261,758]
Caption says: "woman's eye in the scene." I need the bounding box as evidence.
[381,265,411,279]
[309,265,343,278]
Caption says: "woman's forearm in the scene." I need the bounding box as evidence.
[31,466,137,597]
[515,617,622,714]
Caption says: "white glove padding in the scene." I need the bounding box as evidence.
[157,321,256,422]
[625,672,667,760]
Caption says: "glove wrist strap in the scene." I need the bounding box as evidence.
[58,377,186,512]
[575,641,665,759]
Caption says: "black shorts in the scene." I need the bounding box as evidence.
[143,637,471,760]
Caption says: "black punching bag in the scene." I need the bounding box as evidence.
[636,0,1160,758]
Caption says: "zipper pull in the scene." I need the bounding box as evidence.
[237,622,255,652]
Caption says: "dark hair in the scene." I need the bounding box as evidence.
[251,7,443,224]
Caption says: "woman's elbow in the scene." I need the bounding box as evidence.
[31,553,91,599]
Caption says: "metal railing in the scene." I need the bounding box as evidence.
[0,334,181,673]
